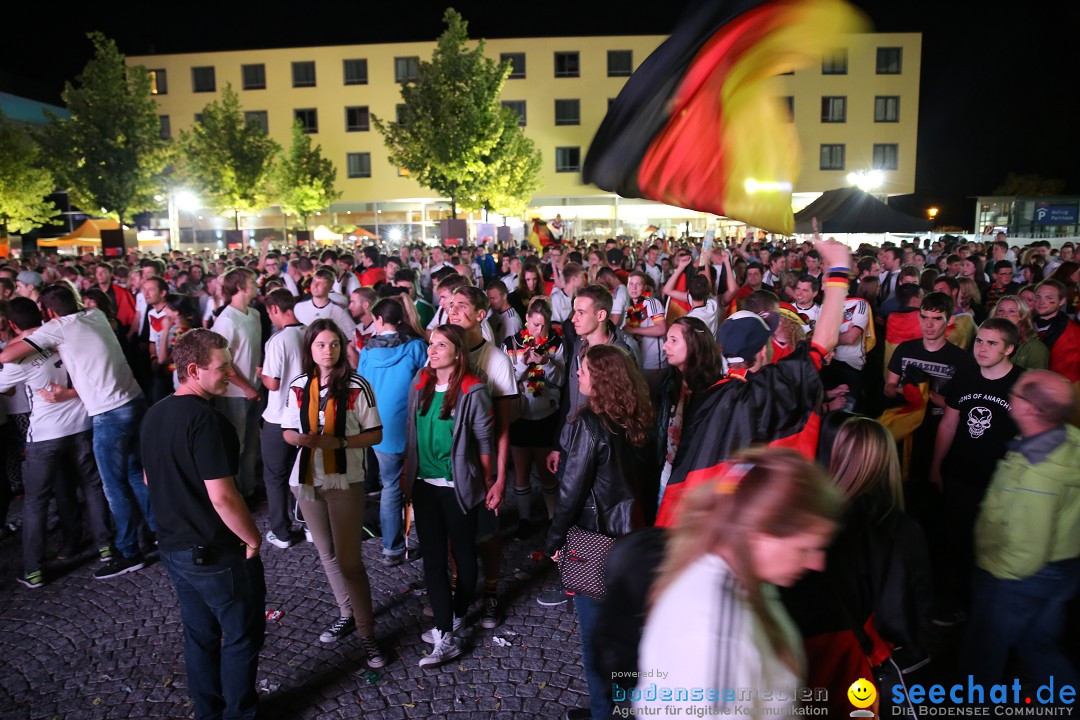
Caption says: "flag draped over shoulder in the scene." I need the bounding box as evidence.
[583,0,867,234]
[527,218,556,252]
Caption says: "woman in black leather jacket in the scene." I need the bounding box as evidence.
[546,344,653,720]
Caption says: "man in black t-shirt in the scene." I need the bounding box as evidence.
[930,318,1024,615]
[142,329,265,720]
[885,292,976,481]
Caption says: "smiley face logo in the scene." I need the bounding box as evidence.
[848,678,877,709]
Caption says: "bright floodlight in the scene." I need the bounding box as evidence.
[745,179,794,194]
[847,171,884,192]
[175,191,199,211]
[387,227,403,243]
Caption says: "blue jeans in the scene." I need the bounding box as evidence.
[374,450,405,557]
[161,548,266,720]
[575,594,613,720]
[964,559,1080,686]
[93,399,155,559]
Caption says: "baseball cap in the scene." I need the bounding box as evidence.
[16,271,43,288]
[719,311,773,363]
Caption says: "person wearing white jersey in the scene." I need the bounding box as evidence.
[295,268,356,340]
[2,298,111,589]
[0,285,154,581]
[210,268,263,498]
[258,289,307,549]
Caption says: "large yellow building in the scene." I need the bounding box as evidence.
[128,31,920,240]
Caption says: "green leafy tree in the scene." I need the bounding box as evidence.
[276,120,341,229]
[374,8,538,218]
[40,32,170,225]
[179,84,280,229]
[993,173,1066,196]
[463,106,542,217]
[0,112,59,236]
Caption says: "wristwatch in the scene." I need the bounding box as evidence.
[338,436,348,449]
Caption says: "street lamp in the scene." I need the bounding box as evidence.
[168,190,200,249]
[927,207,939,221]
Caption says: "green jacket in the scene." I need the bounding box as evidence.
[975,424,1080,580]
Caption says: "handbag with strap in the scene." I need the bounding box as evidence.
[558,525,615,599]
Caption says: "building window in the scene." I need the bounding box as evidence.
[556,146,581,173]
[294,108,318,134]
[158,115,171,140]
[292,61,316,88]
[820,144,845,171]
[821,96,846,123]
[194,113,204,125]
[783,96,794,121]
[242,64,266,90]
[149,69,167,95]
[554,52,580,78]
[874,96,900,122]
[822,49,847,75]
[502,100,526,126]
[873,144,899,171]
[554,99,580,126]
[607,50,633,77]
[244,111,269,133]
[395,57,420,83]
[396,104,408,127]
[501,53,525,79]
[192,66,216,93]
[345,106,370,132]
[347,152,371,179]
[343,59,368,85]
[877,47,902,74]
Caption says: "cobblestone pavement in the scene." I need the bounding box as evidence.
[0,498,588,720]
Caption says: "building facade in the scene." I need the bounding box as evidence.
[127,31,920,242]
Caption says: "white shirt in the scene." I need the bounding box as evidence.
[147,306,169,347]
[468,340,518,400]
[489,307,522,347]
[333,272,361,298]
[611,285,630,320]
[212,305,263,399]
[642,263,663,291]
[261,325,307,424]
[686,298,720,336]
[624,295,667,370]
[0,345,92,442]
[282,273,300,297]
[283,373,382,488]
[501,272,520,293]
[25,309,143,416]
[550,287,573,324]
[294,298,357,340]
[133,292,148,336]
[793,302,822,335]
[833,297,871,370]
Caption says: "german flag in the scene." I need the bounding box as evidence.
[583,0,866,234]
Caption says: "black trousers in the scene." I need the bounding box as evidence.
[259,422,297,539]
[412,480,479,633]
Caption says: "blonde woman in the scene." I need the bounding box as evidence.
[993,295,1049,369]
[639,449,841,716]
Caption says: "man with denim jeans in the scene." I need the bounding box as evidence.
[0,285,155,581]
[1,298,112,589]
[965,370,1080,686]
[144,328,265,720]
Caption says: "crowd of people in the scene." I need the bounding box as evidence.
[1,228,1078,719]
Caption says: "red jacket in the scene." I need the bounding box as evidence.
[1044,317,1080,383]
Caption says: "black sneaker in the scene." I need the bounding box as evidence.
[17,570,45,589]
[480,594,500,629]
[537,587,570,606]
[359,635,386,668]
[319,616,356,643]
[380,553,404,568]
[93,554,146,580]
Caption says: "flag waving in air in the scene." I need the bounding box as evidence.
[583,0,866,234]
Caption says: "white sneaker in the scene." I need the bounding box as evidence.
[421,616,464,644]
[304,526,313,543]
[418,629,462,668]
[265,530,295,549]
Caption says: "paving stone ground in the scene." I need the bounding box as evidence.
[0,497,588,720]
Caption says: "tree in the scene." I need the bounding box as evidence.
[463,106,542,218]
[993,173,1066,196]
[40,32,170,226]
[179,84,280,229]
[374,8,539,218]
[276,120,341,229]
[0,112,59,237]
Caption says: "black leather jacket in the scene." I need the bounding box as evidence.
[546,409,645,555]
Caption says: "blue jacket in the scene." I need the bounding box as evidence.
[357,333,428,453]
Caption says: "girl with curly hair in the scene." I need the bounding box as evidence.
[546,343,653,720]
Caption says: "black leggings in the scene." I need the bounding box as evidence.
[412,480,480,633]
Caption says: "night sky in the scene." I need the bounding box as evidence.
[4,1,1077,229]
